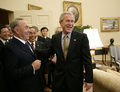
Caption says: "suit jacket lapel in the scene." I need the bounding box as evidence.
[58,33,65,58]
[67,31,76,59]
[0,40,4,46]
[12,37,35,57]
[57,32,77,60]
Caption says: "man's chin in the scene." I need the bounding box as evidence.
[31,39,35,42]
[67,30,72,33]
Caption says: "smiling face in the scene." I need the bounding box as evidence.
[59,13,75,34]
[0,27,10,41]
[29,28,38,42]
[15,20,30,41]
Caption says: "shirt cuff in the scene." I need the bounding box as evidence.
[32,65,35,75]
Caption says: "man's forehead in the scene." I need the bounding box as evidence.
[64,14,74,19]
[19,20,27,25]
[30,30,37,33]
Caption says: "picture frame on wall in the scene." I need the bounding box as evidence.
[63,1,82,26]
[100,17,120,32]
[28,4,42,10]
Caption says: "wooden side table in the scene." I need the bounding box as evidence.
[95,46,109,65]
[102,46,109,64]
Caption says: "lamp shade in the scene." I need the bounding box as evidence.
[83,29,103,49]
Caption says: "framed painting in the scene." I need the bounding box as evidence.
[100,17,120,32]
[28,4,42,10]
[63,1,82,26]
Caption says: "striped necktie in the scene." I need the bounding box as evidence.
[31,42,34,49]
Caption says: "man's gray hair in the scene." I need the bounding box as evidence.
[30,26,39,32]
[10,18,24,33]
[59,11,75,22]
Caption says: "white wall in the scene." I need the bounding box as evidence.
[0,0,120,45]
[0,0,28,11]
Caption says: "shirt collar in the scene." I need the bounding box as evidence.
[0,38,6,44]
[28,41,35,44]
[41,36,47,39]
[14,36,26,44]
[36,36,38,41]
[62,32,71,39]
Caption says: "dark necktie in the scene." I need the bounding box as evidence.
[25,41,33,53]
[5,41,8,45]
[31,42,34,49]
[64,35,69,59]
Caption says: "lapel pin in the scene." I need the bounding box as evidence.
[73,39,76,41]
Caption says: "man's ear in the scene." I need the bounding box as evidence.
[59,21,61,24]
[59,21,62,26]
[14,27,19,34]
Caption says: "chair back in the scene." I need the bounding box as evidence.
[109,45,120,61]
[109,45,120,71]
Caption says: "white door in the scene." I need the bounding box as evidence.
[13,10,53,37]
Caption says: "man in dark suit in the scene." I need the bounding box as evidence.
[3,18,43,92]
[38,27,53,88]
[51,11,93,92]
[28,26,50,89]
[37,27,51,51]
[0,35,5,92]
[0,25,10,92]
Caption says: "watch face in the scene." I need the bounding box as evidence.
[67,5,79,23]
